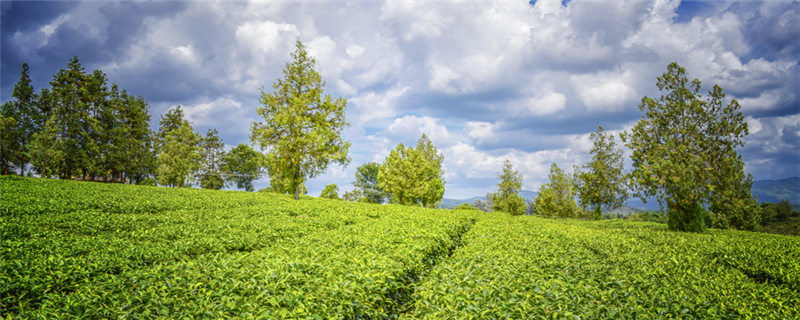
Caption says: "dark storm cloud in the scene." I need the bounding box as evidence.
[1,1,185,100]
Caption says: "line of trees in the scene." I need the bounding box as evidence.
[0,50,765,233]
[0,58,265,190]
[485,62,759,232]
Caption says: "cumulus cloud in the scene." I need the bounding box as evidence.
[2,0,798,198]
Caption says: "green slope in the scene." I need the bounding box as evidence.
[753,176,800,205]
[2,176,798,318]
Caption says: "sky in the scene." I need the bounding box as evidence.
[1,0,799,199]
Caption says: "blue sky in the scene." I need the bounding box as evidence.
[2,0,799,198]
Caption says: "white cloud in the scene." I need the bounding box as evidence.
[528,91,567,115]
[464,121,496,143]
[235,20,298,55]
[349,85,409,124]
[386,115,454,147]
[346,44,365,57]
[571,70,635,111]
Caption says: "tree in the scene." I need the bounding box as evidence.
[198,129,226,190]
[27,119,64,178]
[533,163,581,218]
[353,162,389,203]
[575,126,628,220]
[493,159,526,215]
[378,138,445,207]
[99,85,154,183]
[156,107,202,187]
[221,144,265,192]
[320,184,340,200]
[414,134,446,208]
[251,40,350,200]
[455,203,479,211]
[342,189,363,202]
[43,56,101,179]
[621,62,754,232]
[473,192,494,212]
[0,63,37,175]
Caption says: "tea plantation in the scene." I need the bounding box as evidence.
[2,176,798,318]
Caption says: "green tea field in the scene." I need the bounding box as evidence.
[2,176,799,318]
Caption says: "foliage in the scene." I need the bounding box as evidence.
[492,159,526,215]
[378,138,445,207]
[320,184,340,200]
[575,126,628,219]
[0,176,477,319]
[156,107,202,187]
[353,162,389,204]
[629,211,668,224]
[341,189,363,202]
[197,129,226,190]
[251,40,350,200]
[533,163,581,218]
[407,215,800,319]
[0,63,37,175]
[760,199,795,225]
[455,203,480,211]
[621,62,753,232]
[2,58,155,182]
[220,144,265,192]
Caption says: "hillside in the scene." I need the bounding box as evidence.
[2,176,799,318]
[753,177,800,205]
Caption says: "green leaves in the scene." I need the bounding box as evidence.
[624,62,753,232]
[406,215,800,319]
[251,40,350,200]
[2,177,798,318]
[575,126,628,217]
[533,163,581,218]
[1,176,478,318]
[493,159,526,215]
[378,136,445,208]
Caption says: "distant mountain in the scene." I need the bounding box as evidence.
[441,177,800,211]
[440,190,538,209]
[752,177,800,205]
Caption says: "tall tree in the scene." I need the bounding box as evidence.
[198,129,226,190]
[378,141,445,207]
[493,159,526,215]
[156,107,202,187]
[251,40,350,200]
[118,91,155,184]
[533,163,581,218]
[0,63,37,175]
[621,62,754,232]
[353,162,390,204]
[27,118,63,178]
[221,144,265,192]
[45,56,99,179]
[575,126,628,220]
[414,134,445,207]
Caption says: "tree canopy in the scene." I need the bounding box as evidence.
[353,162,389,204]
[221,144,265,192]
[533,163,581,218]
[156,106,202,188]
[621,62,755,232]
[493,159,526,215]
[575,126,628,219]
[378,135,445,208]
[251,40,350,200]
